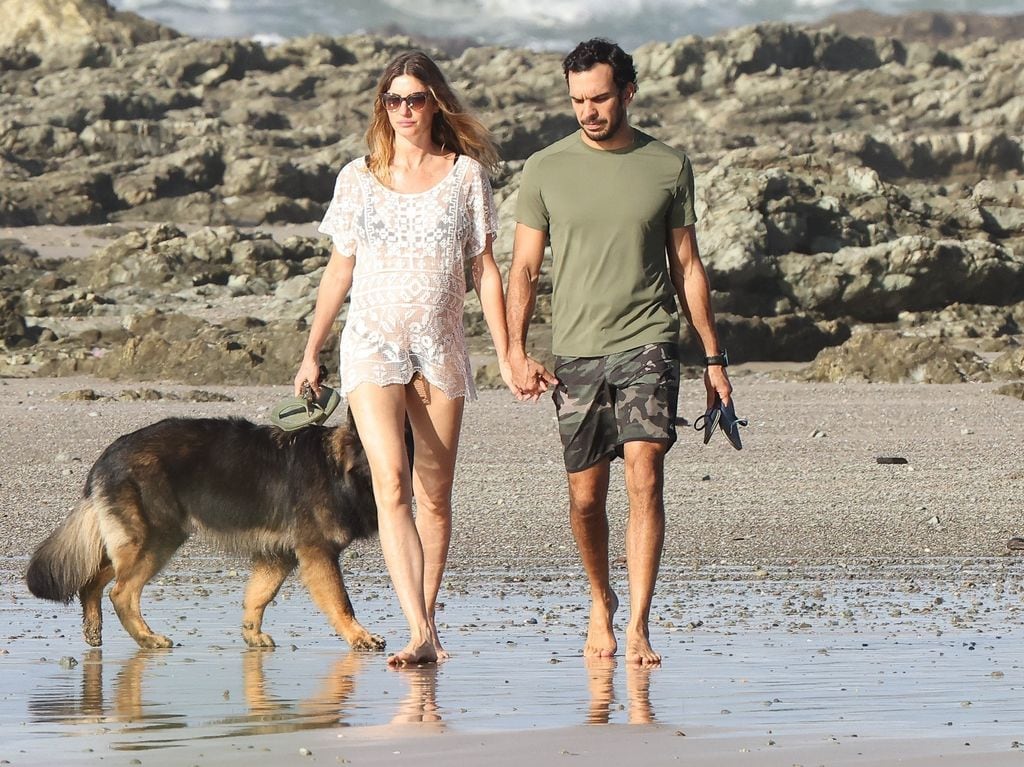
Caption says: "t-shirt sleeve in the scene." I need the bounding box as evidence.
[514,154,549,232]
[668,154,698,229]
[317,162,362,256]
[463,161,499,260]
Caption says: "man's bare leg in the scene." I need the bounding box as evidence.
[567,459,618,657]
[622,441,667,665]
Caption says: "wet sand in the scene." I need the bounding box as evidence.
[1,377,1024,765]
[4,565,1024,765]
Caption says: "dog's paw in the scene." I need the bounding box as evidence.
[136,633,174,649]
[83,628,103,647]
[243,631,277,648]
[351,633,386,651]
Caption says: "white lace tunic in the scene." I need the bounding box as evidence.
[318,154,497,400]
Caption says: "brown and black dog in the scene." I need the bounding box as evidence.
[26,415,391,651]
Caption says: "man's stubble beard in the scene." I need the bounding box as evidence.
[581,99,626,144]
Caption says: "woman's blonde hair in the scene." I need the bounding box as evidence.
[366,51,500,185]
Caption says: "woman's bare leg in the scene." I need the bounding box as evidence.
[346,382,436,666]
[405,375,464,658]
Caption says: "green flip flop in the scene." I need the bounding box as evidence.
[271,380,341,431]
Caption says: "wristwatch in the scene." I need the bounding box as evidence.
[704,350,729,367]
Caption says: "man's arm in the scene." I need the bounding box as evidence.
[667,225,733,406]
[506,223,557,401]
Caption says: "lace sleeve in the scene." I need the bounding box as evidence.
[318,161,363,256]
[462,160,498,260]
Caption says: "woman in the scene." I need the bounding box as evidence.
[294,51,511,666]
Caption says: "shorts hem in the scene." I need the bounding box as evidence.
[564,449,617,474]
[342,373,474,402]
[615,436,677,449]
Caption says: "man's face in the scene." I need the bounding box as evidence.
[567,63,633,144]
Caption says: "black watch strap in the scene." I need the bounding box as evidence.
[704,350,729,367]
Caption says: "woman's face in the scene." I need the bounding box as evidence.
[382,74,438,142]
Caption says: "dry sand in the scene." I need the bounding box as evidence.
[2,374,1022,567]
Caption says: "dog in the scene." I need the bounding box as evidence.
[26,413,392,651]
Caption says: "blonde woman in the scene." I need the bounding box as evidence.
[294,51,511,666]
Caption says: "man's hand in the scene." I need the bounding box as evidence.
[705,365,733,407]
[508,352,558,402]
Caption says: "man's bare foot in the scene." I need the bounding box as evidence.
[583,589,619,658]
[625,624,661,666]
[387,638,438,667]
[583,656,616,724]
[626,663,657,723]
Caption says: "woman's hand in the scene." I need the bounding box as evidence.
[294,358,322,396]
[497,356,516,393]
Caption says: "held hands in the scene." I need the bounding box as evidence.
[507,352,558,402]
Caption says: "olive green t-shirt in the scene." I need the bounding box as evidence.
[516,130,697,357]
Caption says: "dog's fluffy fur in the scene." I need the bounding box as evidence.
[26,416,385,650]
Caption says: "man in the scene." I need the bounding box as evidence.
[506,38,732,665]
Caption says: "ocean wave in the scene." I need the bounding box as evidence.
[110,0,1024,49]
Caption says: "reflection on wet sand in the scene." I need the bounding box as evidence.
[110,648,182,728]
[389,666,443,727]
[27,646,445,743]
[225,648,365,735]
[235,650,444,735]
[28,648,183,728]
[28,648,107,724]
[12,566,1024,759]
[584,657,656,725]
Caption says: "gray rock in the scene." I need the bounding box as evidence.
[0,0,176,55]
[1,7,1022,382]
[802,330,991,383]
[989,348,1024,381]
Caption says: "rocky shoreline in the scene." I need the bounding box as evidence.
[0,0,1022,388]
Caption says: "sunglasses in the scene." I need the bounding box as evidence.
[380,92,431,112]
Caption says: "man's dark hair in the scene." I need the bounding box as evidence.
[562,38,637,92]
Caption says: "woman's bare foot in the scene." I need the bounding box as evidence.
[390,667,442,724]
[625,623,661,666]
[583,589,619,658]
[387,638,438,667]
[427,618,449,661]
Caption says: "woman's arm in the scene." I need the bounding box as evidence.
[294,247,355,395]
[471,234,513,387]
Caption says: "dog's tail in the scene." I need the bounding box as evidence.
[25,498,105,603]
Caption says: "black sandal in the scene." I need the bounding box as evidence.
[695,396,748,450]
[693,402,722,445]
[718,398,748,450]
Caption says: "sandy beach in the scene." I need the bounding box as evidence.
[3,375,1023,566]
[2,4,1023,761]
[2,376,1023,766]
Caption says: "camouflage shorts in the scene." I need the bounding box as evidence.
[552,343,680,473]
